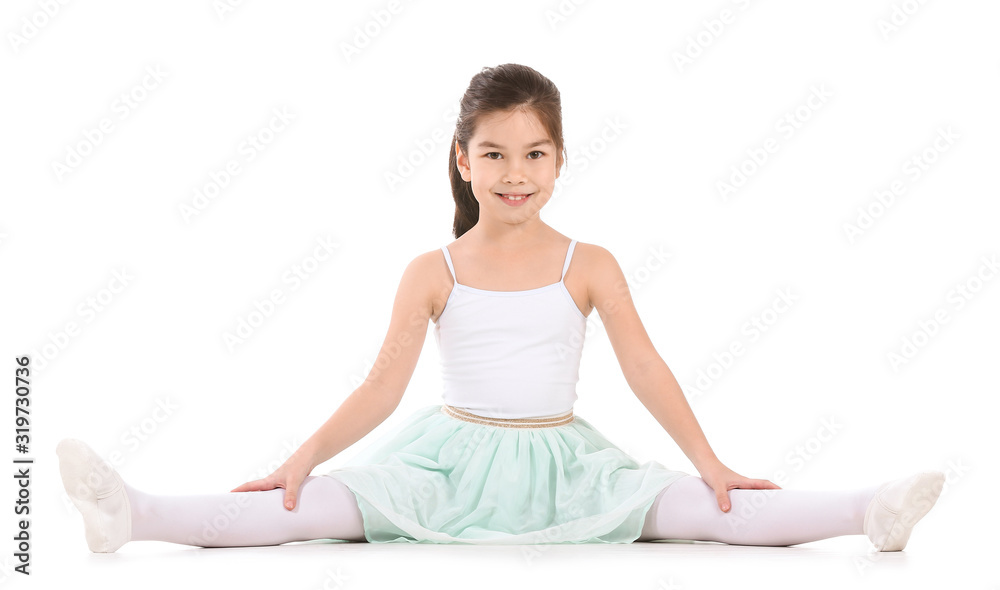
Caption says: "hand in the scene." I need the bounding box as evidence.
[699,461,781,513]
[231,455,313,511]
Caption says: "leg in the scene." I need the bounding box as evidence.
[637,475,877,546]
[127,476,367,547]
[57,439,366,552]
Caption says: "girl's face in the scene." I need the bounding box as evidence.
[455,108,562,226]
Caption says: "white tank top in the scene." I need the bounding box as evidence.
[434,239,588,419]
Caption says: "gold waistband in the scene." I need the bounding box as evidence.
[441,404,574,428]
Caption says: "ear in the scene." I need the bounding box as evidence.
[455,141,472,182]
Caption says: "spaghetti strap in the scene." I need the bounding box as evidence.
[444,242,575,286]
[440,246,457,282]
[560,239,578,281]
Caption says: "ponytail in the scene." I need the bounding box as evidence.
[448,132,479,239]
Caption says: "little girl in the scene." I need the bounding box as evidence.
[57,63,944,553]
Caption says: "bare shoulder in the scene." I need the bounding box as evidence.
[572,241,632,316]
[572,241,616,267]
[572,241,623,285]
[402,246,454,323]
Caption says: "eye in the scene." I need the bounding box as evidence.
[485,152,502,160]
[528,150,545,159]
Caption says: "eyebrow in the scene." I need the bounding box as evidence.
[476,139,554,150]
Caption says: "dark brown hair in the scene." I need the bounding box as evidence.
[448,64,566,238]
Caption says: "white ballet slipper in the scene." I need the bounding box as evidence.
[863,471,945,552]
[55,439,132,553]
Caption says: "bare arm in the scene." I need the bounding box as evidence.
[233,250,437,507]
[296,251,437,469]
[586,245,720,473]
[627,359,719,472]
[296,382,402,472]
[586,244,779,511]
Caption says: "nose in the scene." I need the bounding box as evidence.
[502,159,526,184]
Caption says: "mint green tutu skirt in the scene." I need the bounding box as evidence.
[322,404,689,544]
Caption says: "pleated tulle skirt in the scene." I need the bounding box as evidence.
[322,404,689,544]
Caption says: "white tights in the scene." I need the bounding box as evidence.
[126,476,367,546]
[637,475,878,545]
[123,474,876,548]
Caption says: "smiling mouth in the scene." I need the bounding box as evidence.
[496,192,533,201]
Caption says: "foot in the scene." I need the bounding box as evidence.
[55,439,132,553]
[863,471,945,551]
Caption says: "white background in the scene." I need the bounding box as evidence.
[1,1,996,588]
